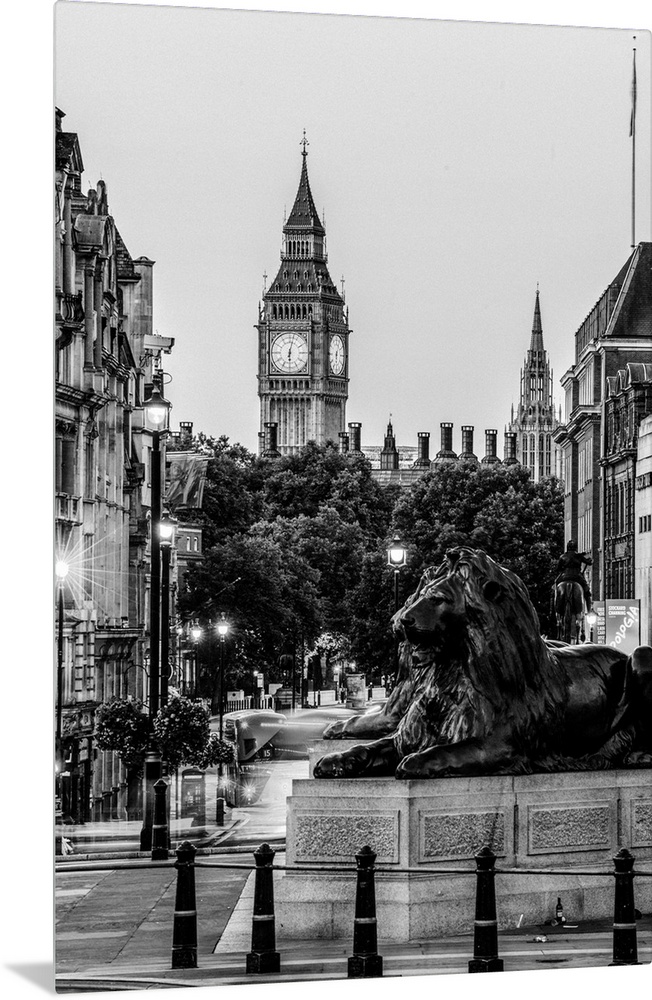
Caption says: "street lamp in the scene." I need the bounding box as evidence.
[586,609,598,643]
[140,381,171,852]
[215,614,230,827]
[386,535,407,687]
[387,535,407,607]
[190,621,202,699]
[55,559,69,791]
[215,614,230,741]
[159,514,177,706]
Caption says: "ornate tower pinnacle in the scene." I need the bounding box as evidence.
[256,144,351,455]
[508,288,559,481]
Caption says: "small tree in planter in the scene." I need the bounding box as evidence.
[95,695,234,773]
[94,698,150,771]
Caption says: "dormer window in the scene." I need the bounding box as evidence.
[283,269,289,278]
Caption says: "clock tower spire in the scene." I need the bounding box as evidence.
[256,139,350,455]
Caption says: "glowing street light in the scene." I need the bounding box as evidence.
[140,381,171,853]
[159,514,177,706]
[386,535,407,689]
[586,609,598,643]
[215,613,231,828]
[55,559,69,772]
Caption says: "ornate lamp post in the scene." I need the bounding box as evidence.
[159,514,177,706]
[190,621,202,697]
[215,614,230,740]
[55,559,69,791]
[140,383,171,851]
[215,614,230,826]
[586,609,598,643]
[386,535,407,687]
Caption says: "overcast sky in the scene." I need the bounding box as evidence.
[54,2,651,455]
[3,5,651,999]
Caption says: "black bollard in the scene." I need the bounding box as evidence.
[151,778,169,860]
[246,843,281,974]
[172,841,197,969]
[468,846,504,973]
[348,845,383,979]
[609,848,640,966]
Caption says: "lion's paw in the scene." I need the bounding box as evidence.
[322,719,348,739]
[395,753,427,779]
[313,745,371,778]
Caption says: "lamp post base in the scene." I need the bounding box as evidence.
[139,749,162,851]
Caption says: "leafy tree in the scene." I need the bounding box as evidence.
[392,463,563,631]
[168,434,266,548]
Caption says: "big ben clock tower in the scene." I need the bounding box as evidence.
[256,137,350,455]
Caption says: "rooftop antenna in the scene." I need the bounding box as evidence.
[630,36,637,248]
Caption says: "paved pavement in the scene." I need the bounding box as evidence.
[55,852,652,991]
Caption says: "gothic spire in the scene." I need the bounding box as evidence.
[530,288,544,354]
[285,134,324,234]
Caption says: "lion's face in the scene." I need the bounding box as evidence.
[397,547,511,663]
[399,574,467,652]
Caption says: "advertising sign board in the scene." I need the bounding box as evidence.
[593,600,641,655]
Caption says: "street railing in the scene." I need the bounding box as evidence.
[55,778,650,978]
[57,840,651,978]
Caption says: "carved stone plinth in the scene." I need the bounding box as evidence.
[273,770,652,941]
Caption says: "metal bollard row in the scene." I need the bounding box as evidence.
[348,845,383,978]
[246,843,281,973]
[151,779,169,861]
[468,846,504,973]
[172,841,198,969]
[610,848,640,966]
[167,839,642,975]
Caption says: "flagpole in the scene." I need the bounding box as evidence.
[631,39,637,249]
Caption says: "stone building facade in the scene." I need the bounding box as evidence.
[603,363,652,600]
[55,109,174,823]
[635,414,652,644]
[554,242,652,602]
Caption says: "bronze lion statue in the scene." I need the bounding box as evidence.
[314,547,652,779]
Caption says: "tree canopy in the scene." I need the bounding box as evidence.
[176,440,564,689]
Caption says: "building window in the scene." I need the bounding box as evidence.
[56,435,76,495]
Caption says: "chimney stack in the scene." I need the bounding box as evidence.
[339,431,350,455]
[459,425,477,463]
[503,432,518,465]
[434,422,457,464]
[348,422,362,454]
[481,429,501,465]
[414,432,431,468]
[263,422,281,459]
[179,421,193,447]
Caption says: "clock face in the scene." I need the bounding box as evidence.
[329,334,345,376]
[271,332,308,374]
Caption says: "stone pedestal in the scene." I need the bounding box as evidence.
[274,768,652,941]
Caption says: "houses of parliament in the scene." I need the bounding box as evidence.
[256,143,560,485]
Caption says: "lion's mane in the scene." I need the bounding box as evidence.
[393,548,569,769]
